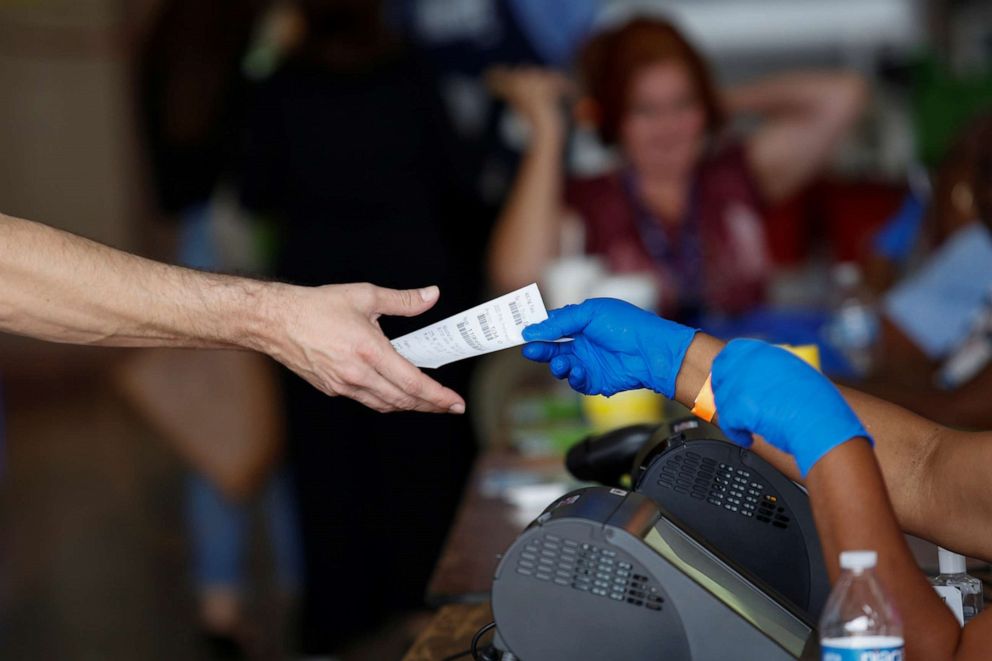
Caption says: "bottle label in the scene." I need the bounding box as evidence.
[933,585,965,626]
[821,636,904,661]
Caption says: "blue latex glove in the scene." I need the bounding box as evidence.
[521,299,697,398]
[711,339,872,477]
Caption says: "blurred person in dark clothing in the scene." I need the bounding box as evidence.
[240,0,488,653]
[389,0,600,205]
[132,2,302,657]
[137,0,264,223]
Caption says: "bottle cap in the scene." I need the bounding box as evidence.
[938,547,967,574]
[840,550,877,571]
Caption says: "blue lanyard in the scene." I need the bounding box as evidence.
[621,170,704,309]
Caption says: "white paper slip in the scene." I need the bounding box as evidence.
[391,283,549,368]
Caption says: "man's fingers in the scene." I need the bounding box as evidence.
[372,284,440,317]
[522,303,592,342]
[521,340,572,363]
[374,349,466,414]
[345,385,397,414]
[365,361,462,414]
[358,368,445,413]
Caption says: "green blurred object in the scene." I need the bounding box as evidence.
[912,54,992,166]
[249,214,283,273]
[509,389,590,457]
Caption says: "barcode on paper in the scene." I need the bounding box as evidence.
[509,301,523,326]
[478,314,495,342]
[389,283,547,369]
[456,320,484,351]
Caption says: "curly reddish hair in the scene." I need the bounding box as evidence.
[578,17,725,145]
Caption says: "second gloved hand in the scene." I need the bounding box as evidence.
[521,298,697,398]
[712,339,872,477]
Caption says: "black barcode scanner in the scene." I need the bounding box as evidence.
[565,423,658,487]
[565,417,830,619]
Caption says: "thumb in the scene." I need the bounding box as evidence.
[373,285,440,317]
[522,303,593,341]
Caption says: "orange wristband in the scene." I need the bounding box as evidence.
[690,373,716,422]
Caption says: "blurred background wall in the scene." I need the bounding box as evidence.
[0,0,155,247]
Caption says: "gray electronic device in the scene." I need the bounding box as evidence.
[631,418,831,618]
[567,417,831,619]
[491,486,819,661]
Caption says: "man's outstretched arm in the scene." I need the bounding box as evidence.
[0,212,465,414]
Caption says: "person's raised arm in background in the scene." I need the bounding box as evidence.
[727,70,868,204]
[0,212,465,414]
[485,67,573,293]
[523,300,992,659]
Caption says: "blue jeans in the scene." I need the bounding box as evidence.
[187,469,302,592]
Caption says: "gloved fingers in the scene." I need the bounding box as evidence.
[711,338,767,383]
[721,425,755,449]
[539,351,594,394]
[711,341,768,450]
[550,354,579,379]
[522,303,593,342]
[711,339,768,419]
[567,365,589,392]
[521,340,573,363]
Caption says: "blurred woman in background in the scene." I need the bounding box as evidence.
[488,17,867,319]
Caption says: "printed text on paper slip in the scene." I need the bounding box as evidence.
[391,283,549,368]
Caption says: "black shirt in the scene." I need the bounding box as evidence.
[241,52,489,334]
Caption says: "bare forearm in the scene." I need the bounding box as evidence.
[855,376,992,431]
[730,71,867,202]
[488,116,566,292]
[725,71,865,118]
[0,213,278,351]
[807,442,962,660]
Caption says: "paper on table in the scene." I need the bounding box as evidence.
[391,283,549,368]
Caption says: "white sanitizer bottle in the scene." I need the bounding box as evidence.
[930,546,984,624]
[819,550,904,661]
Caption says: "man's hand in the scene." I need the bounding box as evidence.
[263,282,465,414]
[520,299,697,398]
[712,339,870,476]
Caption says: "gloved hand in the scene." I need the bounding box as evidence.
[521,298,697,398]
[711,338,872,477]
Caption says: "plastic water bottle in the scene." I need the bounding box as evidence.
[820,550,904,661]
[826,263,880,378]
